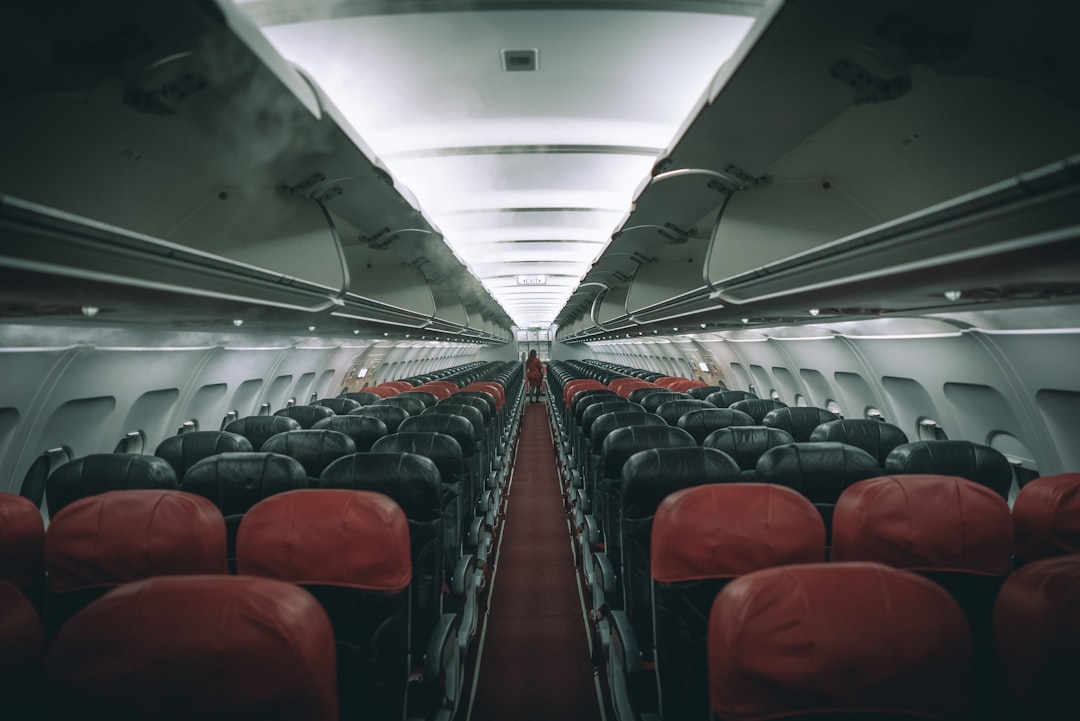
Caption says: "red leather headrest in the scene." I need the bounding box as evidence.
[365,385,401,397]
[383,381,415,392]
[463,382,504,409]
[994,555,1080,721]
[46,575,337,721]
[654,376,685,388]
[45,490,227,592]
[832,474,1012,575]
[414,383,453,400]
[609,378,652,395]
[668,378,708,392]
[709,562,972,720]
[238,489,411,591]
[0,493,44,589]
[563,380,605,408]
[652,484,824,582]
[1012,473,1080,564]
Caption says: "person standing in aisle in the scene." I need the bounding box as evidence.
[526,349,545,403]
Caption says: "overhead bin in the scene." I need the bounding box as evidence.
[0,0,511,337]
[559,0,1080,341]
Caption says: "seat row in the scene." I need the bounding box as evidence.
[544,362,1079,720]
[0,487,451,720]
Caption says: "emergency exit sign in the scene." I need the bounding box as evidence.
[517,274,547,285]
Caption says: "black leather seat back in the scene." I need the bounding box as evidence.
[260,429,357,480]
[677,408,755,445]
[885,440,1012,499]
[686,384,728,400]
[620,447,741,652]
[639,391,688,414]
[312,415,389,453]
[371,432,465,574]
[375,394,428,417]
[656,399,717,427]
[763,406,840,442]
[273,404,335,429]
[313,397,362,415]
[154,430,253,480]
[46,454,177,517]
[729,398,788,424]
[809,418,909,465]
[400,415,479,512]
[224,415,302,451]
[339,391,381,406]
[320,452,443,659]
[757,441,884,543]
[703,426,796,480]
[348,405,410,433]
[704,390,757,408]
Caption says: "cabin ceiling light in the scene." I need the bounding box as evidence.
[741,318,750,324]
[354,329,361,335]
[308,326,316,331]
[232,319,244,327]
[808,308,820,317]
[944,290,963,301]
[81,306,100,318]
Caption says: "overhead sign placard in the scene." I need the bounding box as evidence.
[517,274,547,285]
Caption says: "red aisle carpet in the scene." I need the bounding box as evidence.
[468,401,602,721]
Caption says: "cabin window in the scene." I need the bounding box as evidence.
[917,417,948,441]
[258,402,271,416]
[177,420,199,435]
[112,430,145,454]
[794,394,809,407]
[865,407,886,422]
[20,446,74,509]
[220,410,239,430]
[825,400,844,418]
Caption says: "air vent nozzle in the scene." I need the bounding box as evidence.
[502,49,539,72]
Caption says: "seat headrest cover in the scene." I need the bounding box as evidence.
[709,562,972,720]
[704,390,758,408]
[224,416,302,449]
[703,426,795,471]
[590,410,666,448]
[371,432,464,476]
[884,440,1012,498]
[239,489,410,591]
[46,454,178,516]
[320,452,441,522]
[425,403,486,432]
[154,432,254,477]
[364,384,401,397]
[756,442,884,503]
[993,555,1080,721]
[729,399,788,424]
[656,399,717,426]
[180,452,308,514]
[762,406,839,441]
[564,380,606,408]
[414,384,452,400]
[832,474,1012,575]
[347,404,409,432]
[0,493,44,588]
[652,484,825,582]
[46,575,337,721]
[312,414,388,452]
[375,395,427,416]
[602,426,696,478]
[259,430,357,477]
[0,579,42,675]
[1012,473,1080,564]
[45,490,227,592]
[398,391,438,408]
[809,418,909,464]
[339,391,381,405]
[400,415,476,456]
[272,405,335,428]
[687,384,728,400]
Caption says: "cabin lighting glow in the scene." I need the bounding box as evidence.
[232,319,244,327]
[353,329,360,335]
[81,306,100,318]
[808,308,821,317]
[698,362,709,372]
[741,318,750,324]
[308,326,316,331]
[944,290,963,301]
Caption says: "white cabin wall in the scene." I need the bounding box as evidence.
[0,324,492,495]
[586,319,1080,476]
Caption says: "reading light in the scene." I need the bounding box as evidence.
[700,323,707,328]
[808,308,820,317]
[232,319,244,327]
[354,330,361,335]
[308,326,317,331]
[944,290,963,301]
[741,318,749,324]
[81,306,100,318]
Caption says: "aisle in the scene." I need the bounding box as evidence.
[467,401,603,721]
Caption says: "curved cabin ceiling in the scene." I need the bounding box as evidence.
[239,0,765,327]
